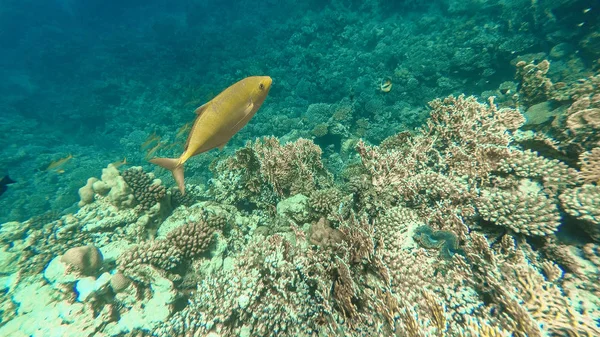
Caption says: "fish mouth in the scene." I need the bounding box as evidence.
[264,76,273,90]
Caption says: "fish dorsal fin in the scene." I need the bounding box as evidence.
[194,103,209,116]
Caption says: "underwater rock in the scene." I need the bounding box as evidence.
[549,43,573,59]
[75,272,111,302]
[78,164,135,209]
[105,264,177,335]
[44,256,80,285]
[0,275,107,336]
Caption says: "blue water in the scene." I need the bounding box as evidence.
[1,1,599,336]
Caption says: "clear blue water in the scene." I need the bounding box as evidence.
[1,1,599,336]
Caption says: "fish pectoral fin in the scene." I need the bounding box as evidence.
[194,103,209,115]
[243,102,254,115]
[229,102,255,132]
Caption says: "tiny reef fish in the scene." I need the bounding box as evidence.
[380,77,392,93]
[176,122,193,139]
[0,175,15,197]
[44,154,73,172]
[149,76,272,194]
[145,142,164,160]
[111,157,128,168]
[141,132,161,149]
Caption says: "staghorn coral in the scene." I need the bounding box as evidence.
[357,95,523,193]
[153,232,335,337]
[153,216,399,337]
[458,232,600,337]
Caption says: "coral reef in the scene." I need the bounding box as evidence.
[1,1,600,336]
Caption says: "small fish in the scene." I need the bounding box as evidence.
[111,157,128,168]
[380,77,392,93]
[44,154,73,171]
[141,132,161,149]
[583,8,591,14]
[0,175,15,197]
[577,22,585,27]
[150,76,272,194]
[145,142,164,159]
[176,122,193,139]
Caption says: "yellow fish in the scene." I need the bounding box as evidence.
[150,76,272,194]
[176,122,192,139]
[44,154,73,171]
[145,142,164,160]
[111,157,128,168]
[141,132,161,149]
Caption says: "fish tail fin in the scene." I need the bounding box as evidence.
[149,157,185,195]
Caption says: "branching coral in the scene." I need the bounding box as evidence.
[497,149,580,191]
[117,209,225,280]
[357,95,523,193]
[210,137,331,207]
[477,185,561,236]
[515,59,553,106]
[121,167,167,211]
[458,232,600,337]
[559,184,600,241]
[579,147,600,184]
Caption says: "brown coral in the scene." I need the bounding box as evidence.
[579,147,600,184]
[477,186,561,236]
[515,59,553,106]
[61,245,104,276]
[121,166,167,210]
[559,184,600,241]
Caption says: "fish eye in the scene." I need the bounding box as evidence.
[259,83,265,90]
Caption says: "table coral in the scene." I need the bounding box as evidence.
[477,185,561,236]
[559,184,600,241]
